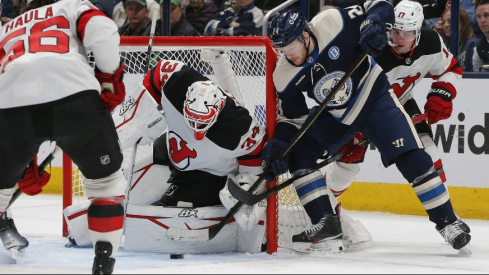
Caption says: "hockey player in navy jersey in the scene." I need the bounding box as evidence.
[264,0,470,252]
[323,0,471,251]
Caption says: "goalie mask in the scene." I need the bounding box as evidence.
[184,81,226,140]
[389,0,424,51]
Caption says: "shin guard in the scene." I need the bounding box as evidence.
[395,149,456,228]
[293,170,335,224]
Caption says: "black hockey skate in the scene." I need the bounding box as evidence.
[0,213,29,263]
[292,212,344,253]
[436,219,471,250]
[92,241,116,275]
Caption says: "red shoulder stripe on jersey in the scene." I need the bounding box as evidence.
[431,81,457,99]
[237,138,265,167]
[143,69,162,102]
[247,138,266,157]
[428,56,463,80]
[238,157,262,167]
[76,8,108,43]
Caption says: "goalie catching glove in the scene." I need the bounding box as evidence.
[95,62,126,112]
[424,82,457,124]
[18,154,50,196]
[219,173,267,231]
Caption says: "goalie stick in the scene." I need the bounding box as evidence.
[228,113,428,205]
[143,10,159,74]
[125,9,159,191]
[166,53,369,242]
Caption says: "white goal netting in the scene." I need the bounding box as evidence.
[66,37,311,253]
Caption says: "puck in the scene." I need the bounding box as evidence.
[170,253,184,259]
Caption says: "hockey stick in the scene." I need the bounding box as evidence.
[125,10,159,187]
[228,139,369,206]
[1,146,59,218]
[229,113,428,205]
[166,53,369,242]
[143,9,159,74]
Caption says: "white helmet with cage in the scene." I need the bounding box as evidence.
[184,80,226,140]
[390,0,424,49]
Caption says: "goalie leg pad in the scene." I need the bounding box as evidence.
[88,197,125,256]
[63,200,92,247]
[124,204,238,253]
[338,206,373,251]
[128,151,172,205]
[219,173,267,231]
[237,221,266,254]
[112,88,167,149]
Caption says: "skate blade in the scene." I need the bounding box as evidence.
[310,239,344,253]
[292,239,344,254]
[458,245,472,256]
[9,247,26,263]
[292,242,312,253]
[341,239,373,252]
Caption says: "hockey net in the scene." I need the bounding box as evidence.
[62,36,311,254]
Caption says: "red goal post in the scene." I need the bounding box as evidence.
[62,36,311,254]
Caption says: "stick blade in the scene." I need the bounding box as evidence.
[166,227,210,242]
[227,177,260,205]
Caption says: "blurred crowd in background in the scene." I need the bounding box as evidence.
[1,0,488,72]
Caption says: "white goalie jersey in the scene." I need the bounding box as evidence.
[143,59,266,177]
[0,0,120,109]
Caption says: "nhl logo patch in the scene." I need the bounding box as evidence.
[100,155,111,165]
[405,58,412,65]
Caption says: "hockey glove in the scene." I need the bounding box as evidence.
[95,62,126,112]
[359,14,387,57]
[18,155,51,196]
[261,139,289,182]
[424,82,457,124]
[337,133,367,164]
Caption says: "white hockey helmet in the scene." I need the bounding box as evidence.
[390,0,424,49]
[184,80,226,140]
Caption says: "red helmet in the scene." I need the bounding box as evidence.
[183,81,226,140]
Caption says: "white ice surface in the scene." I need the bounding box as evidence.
[1,194,488,274]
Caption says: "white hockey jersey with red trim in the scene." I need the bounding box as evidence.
[143,59,266,177]
[0,0,120,109]
[375,29,462,105]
